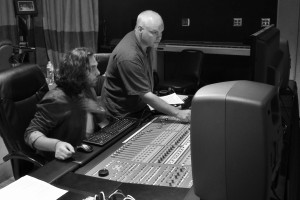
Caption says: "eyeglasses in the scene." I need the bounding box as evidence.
[83,189,135,200]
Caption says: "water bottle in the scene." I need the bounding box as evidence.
[46,61,54,85]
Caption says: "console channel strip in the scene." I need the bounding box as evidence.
[85,115,193,188]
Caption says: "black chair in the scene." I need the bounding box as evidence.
[0,64,49,179]
[158,50,204,95]
[94,53,111,75]
[94,53,110,96]
[0,40,13,71]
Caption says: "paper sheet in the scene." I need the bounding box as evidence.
[148,93,185,110]
[0,175,68,200]
[159,93,185,104]
[176,94,189,102]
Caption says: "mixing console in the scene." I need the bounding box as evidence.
[85,115,193,188]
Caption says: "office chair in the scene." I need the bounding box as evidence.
[158,49,204,95]
[94,53,111,96]
[0,64,49,179]
[0,40,13,71]
[94,53,111,75]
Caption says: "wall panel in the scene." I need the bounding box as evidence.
[99,0,278,45]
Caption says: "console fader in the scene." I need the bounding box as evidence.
[85,116,193,188]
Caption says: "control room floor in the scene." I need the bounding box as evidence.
[0,176,14,189]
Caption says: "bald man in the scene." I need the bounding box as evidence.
[101,10,191,122]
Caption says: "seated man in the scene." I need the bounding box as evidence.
[25,47,106,161]
[101,10,191,122]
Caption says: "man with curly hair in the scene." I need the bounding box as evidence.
[25,47,106,161]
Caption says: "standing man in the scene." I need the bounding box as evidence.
[101,10,191,122]
[25,47,106,161]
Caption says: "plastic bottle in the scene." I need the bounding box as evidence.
[46,61,54,85]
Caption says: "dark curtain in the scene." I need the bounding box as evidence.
[42,0,99,68]
[0,0,18,44]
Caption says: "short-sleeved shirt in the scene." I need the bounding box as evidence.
[101,31,154,118]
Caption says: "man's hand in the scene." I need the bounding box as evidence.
[54,141,75,160]
[141,92,191,122]
[176,109,191,123]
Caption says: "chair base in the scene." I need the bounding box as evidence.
[11,159,39,180]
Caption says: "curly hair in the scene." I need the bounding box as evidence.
[55,47,95,97]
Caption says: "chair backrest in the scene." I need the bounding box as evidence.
[0,40,13,71]
[164,49,204,86]
[181,50,204,85]
[0,64,49,162]
[94,53,111,75]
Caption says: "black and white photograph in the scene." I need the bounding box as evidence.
[1,0,300,200]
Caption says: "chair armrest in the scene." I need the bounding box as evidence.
[3,151,44,167]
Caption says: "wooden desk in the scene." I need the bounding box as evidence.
[153,42,251,86]
[157,41,250,56]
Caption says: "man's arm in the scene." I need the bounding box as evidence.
[25,131,75,160]
[140,92,191,122]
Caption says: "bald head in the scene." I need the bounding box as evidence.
[135,10,164,49]
[136,10,164,30]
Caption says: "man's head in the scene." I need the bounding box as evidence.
[56,47,100,96]
[135,10,164,49]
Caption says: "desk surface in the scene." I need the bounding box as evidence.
[30,115,194,200]
[30,81,300,200]
[53,172,189,200]
[157,40,250,56]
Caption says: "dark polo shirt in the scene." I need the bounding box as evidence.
[101,31,153,118]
